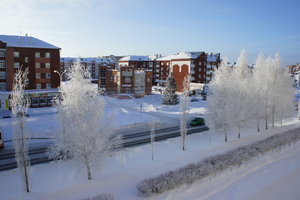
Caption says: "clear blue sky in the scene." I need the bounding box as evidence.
[1,0,300,65]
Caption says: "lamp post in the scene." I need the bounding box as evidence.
[54,70,67,86]
[54,70,67,147]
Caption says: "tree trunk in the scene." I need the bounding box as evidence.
[182,133,186,151]
[238,123,241,139]
[21,119,30,193]
[265,98,268,130]
[84,155,92,180]
[257,95,260,132]
[224,126,228,142]
[272,103,275,127]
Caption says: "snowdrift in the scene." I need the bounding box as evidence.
[137,127,300,197]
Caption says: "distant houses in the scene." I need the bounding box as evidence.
[0,33,222,110]
[117,52,220,92]
[62,52,220,95]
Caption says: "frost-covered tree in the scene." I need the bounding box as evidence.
[253,53,294,129]
[276,67,295,125]
[162,72,179,105]
[51,62,118,180]
[10,67,30,192]
[252,53,266,132]
[268,53,294,126]
[205,58,232,142]
[253,55,274,130]
[229,50,253,138]
[180,74,191,150]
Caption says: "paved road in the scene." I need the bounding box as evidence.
[0,125,208,171]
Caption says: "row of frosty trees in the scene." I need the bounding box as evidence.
[205,50,295,142]
[10,63,120,193]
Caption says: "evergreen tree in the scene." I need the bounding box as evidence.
[162,72,179,105]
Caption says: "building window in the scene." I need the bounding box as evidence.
[45,63,50,68]
[46,73,51,78]
[0,72,6,79]
[35,52,40,58]
[25,57,28,63]
[46,83,51,89]
[124,76,131,83]
[0,60,5,68]
[47,97,53,105]
[40,97,47,105]
[36,83,41,89]
[0,82,6,90]
[14,62,20,68]
[31,97,39,106]
[13,51,19,57]
[0,49,5,57]
[35,62,40,68]
[45,52,50,58]
[36,73,41,79]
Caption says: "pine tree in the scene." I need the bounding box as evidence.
[162,72,179,105]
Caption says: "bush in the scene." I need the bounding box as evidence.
[82,193,115,200]
[137,127,300,197]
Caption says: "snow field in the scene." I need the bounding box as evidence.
[137,127,300,197]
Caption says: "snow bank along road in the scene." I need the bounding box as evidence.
[138,127,300,198]
[0,125,208,171]
[164,137,300,200]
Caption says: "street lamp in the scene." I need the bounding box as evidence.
[54,70,67,86]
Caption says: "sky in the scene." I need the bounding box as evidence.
[0,0,300,65]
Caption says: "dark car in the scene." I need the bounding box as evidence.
[189,117,205,126]
[191,98,199,102]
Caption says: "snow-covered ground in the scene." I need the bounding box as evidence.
[0,94,207,144]
[1,93,300,200]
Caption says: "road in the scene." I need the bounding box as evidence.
[0,125,208,171]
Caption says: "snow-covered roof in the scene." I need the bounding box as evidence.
[61,57,114,64]
[0,35,60,49]
[207,53,220,62]
[119,55,153,62]
[156,52,204,61]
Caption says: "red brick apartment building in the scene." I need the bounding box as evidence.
[99,65,152,97]
[288,63,300,74]
[0,34,60,110]
[60,57,115,82]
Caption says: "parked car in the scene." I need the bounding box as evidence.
[189,117,205,126]
[191,98,199,102]
[0,128,4,149]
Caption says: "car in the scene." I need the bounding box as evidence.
[189,117,205,126]
[190,98,199,102]
[202,95,207,100]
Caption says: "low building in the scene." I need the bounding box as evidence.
[99,65,152,97]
